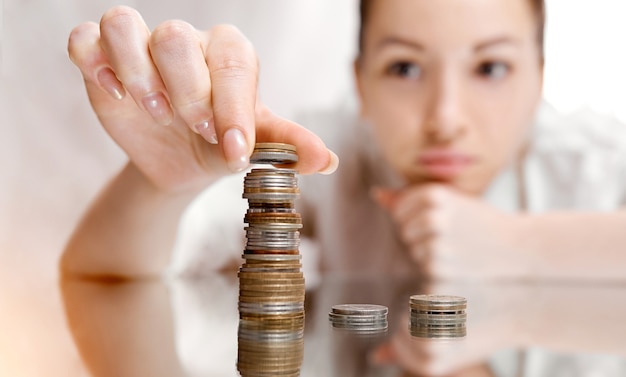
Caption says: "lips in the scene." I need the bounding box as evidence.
[416,150,476,179]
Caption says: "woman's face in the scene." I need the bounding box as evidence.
[355,0,543,194]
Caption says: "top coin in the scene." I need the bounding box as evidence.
[409,295,467,306]
[331,304,388,316]
[254,143,297,152]
[250,143,299,165]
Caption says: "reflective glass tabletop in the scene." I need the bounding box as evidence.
[58,273,626,377]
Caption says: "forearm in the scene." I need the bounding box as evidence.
[523,284,626,356]
[60,162,205,279]
[517,210,626,281]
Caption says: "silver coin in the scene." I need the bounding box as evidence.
[247,208,297,214]
[331,323,389,332]
[331,304,388,316]
[329,314,388,323]
[243,192,300,201]
[247,168,298,175]
[245,177,297,184]
[250,151,299,164]
[410,294,467,306]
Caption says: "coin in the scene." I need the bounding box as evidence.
[250,146,299,164]
[328,304,389,334]
[410,295,467,306]
[331,304,388,316]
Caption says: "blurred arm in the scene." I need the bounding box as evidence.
[60,162,206,279]
[518,210,626,281]
[60,278,186,377]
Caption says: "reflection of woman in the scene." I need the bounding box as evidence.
[61,0,626,280]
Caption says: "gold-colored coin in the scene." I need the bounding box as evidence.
[254,143,297,153]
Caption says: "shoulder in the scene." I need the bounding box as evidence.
[531,102,626,154]
[524,102,626,209]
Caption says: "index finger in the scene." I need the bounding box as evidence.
[204,25,258,172]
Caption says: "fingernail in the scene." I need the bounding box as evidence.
[319,150,339,175]
[193,120,218,144]
[97,67,125,100]
[142,92,173,126]
[223,128,249,172]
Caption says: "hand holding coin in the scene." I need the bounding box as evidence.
[68,6,338,194]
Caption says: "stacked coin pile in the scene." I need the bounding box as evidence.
[237,321,304,377]
[238,143,306,331]
[328,304,389,335]
[409,295,467,339]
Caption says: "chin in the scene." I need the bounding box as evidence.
[403,170,489,196]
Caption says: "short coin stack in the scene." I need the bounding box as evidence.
[237,143,306,367]
[409,295,467,339]
[328,304,389,335]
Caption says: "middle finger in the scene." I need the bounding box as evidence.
[99,6,173,126]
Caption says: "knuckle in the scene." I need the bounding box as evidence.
[212,58,256,80]
[208,24,258,75]
[423,211,444,233]
[151,19,195,48]
[67,22,97,62]
[430,185,448,203]
[100,6,141,32]
[422,185,446,207]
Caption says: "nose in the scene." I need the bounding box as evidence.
[422,68,467,143]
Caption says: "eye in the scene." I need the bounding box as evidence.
[476,61,510,80]
[387,61,422,79]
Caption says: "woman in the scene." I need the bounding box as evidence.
[62,0,626,281]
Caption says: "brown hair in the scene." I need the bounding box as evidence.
[358,0,546,59]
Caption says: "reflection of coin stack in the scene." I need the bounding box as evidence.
[237,143,305,376]
[328,304,389,335]
[409,295,467,339]
[237,321,304,377]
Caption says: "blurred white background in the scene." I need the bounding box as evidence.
[544,0,626,122]
[0,0,625,376]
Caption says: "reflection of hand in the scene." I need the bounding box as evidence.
[68,6,336,193]
[370,282,529,376]
[373,185,528,280]
[374,336,497,377]
[372,314,505,377]
[371,281,626,376]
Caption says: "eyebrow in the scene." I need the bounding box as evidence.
[375,35,521,53]
[375,36,425,52]
[474,36,521,51]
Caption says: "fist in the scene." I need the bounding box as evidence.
[373,185,530,280]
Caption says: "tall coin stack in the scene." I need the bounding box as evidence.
[237,143,306,376]
[409,294,467,339]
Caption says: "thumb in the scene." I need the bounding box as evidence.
[369,341,397,365]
